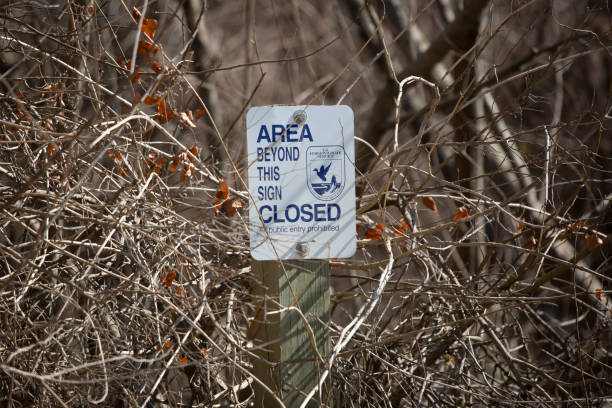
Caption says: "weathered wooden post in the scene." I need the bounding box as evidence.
[245,106,355,408]
[251,260,330,407]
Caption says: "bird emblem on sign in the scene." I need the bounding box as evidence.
[313,163,332,181]
[307,146,345,201]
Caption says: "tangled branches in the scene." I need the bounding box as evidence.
[1,0,611,407]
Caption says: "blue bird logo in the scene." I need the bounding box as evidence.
[313,162,332,181]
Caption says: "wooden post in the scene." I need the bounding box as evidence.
[251,260,330,408]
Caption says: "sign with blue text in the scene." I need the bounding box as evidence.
[246,105,356,260]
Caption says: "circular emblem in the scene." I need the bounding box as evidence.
[306,145,345,201]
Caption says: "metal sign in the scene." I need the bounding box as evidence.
[246,105,356,260]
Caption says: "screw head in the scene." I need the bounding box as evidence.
[295,241,310,258]
[292,110,307,126]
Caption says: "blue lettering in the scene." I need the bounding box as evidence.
[256,146,300,162]
[301,203,313,222]
[327,203,340,221]
[260,205,272,223]
[301,124,313,142]
[257,166,280,181]
[286,124,298,142]
[272,125,285,142]
[258,185,282,200]
[258,203,340,224]
[256,124,313,143]
[257,125,271,143]
[273,206,285,223]
[285,204,299,222]
[314,203,326,221]
[256,147,271,161]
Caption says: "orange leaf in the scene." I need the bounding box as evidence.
[152,156,167,174]
[149,60,162,73]
[130,68,142,84]
[141,18,158,39]
[518,217,526,232]
[168,156,180,172]
[391,224,403,236]
[586,235,603,252]
[179,357,188,365]
[144,95,160,105]
[217,180,229,198]
[175,287,183,296]
[391,220,410,236]
[223,197,242,216]
[46,143,55,155]
[365,224,383,240]
[452,206,470,221]
[223,201,235,216]
[117,58,132,70]
[88,6,94,14]
[595,288,603,300]
[365,229,381,239]
[188,145,198,158]
[571,220,585,233]
[524,235,537,249]
[163,108,174,122]
[391,220,411,236]
[247,306,265,340]
[422,196,438,213]
[157,99,174,123]
[214,180,230,215]
[196,109,205,117]
[180,163,194,185]
[131,6,142,21]
[160,270,176,287]
[137,40,158,57]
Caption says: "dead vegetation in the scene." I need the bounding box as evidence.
[0,0,611,407]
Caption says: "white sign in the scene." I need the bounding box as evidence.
[246,105,356,260]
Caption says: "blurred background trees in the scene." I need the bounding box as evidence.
[0,0,611,406]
